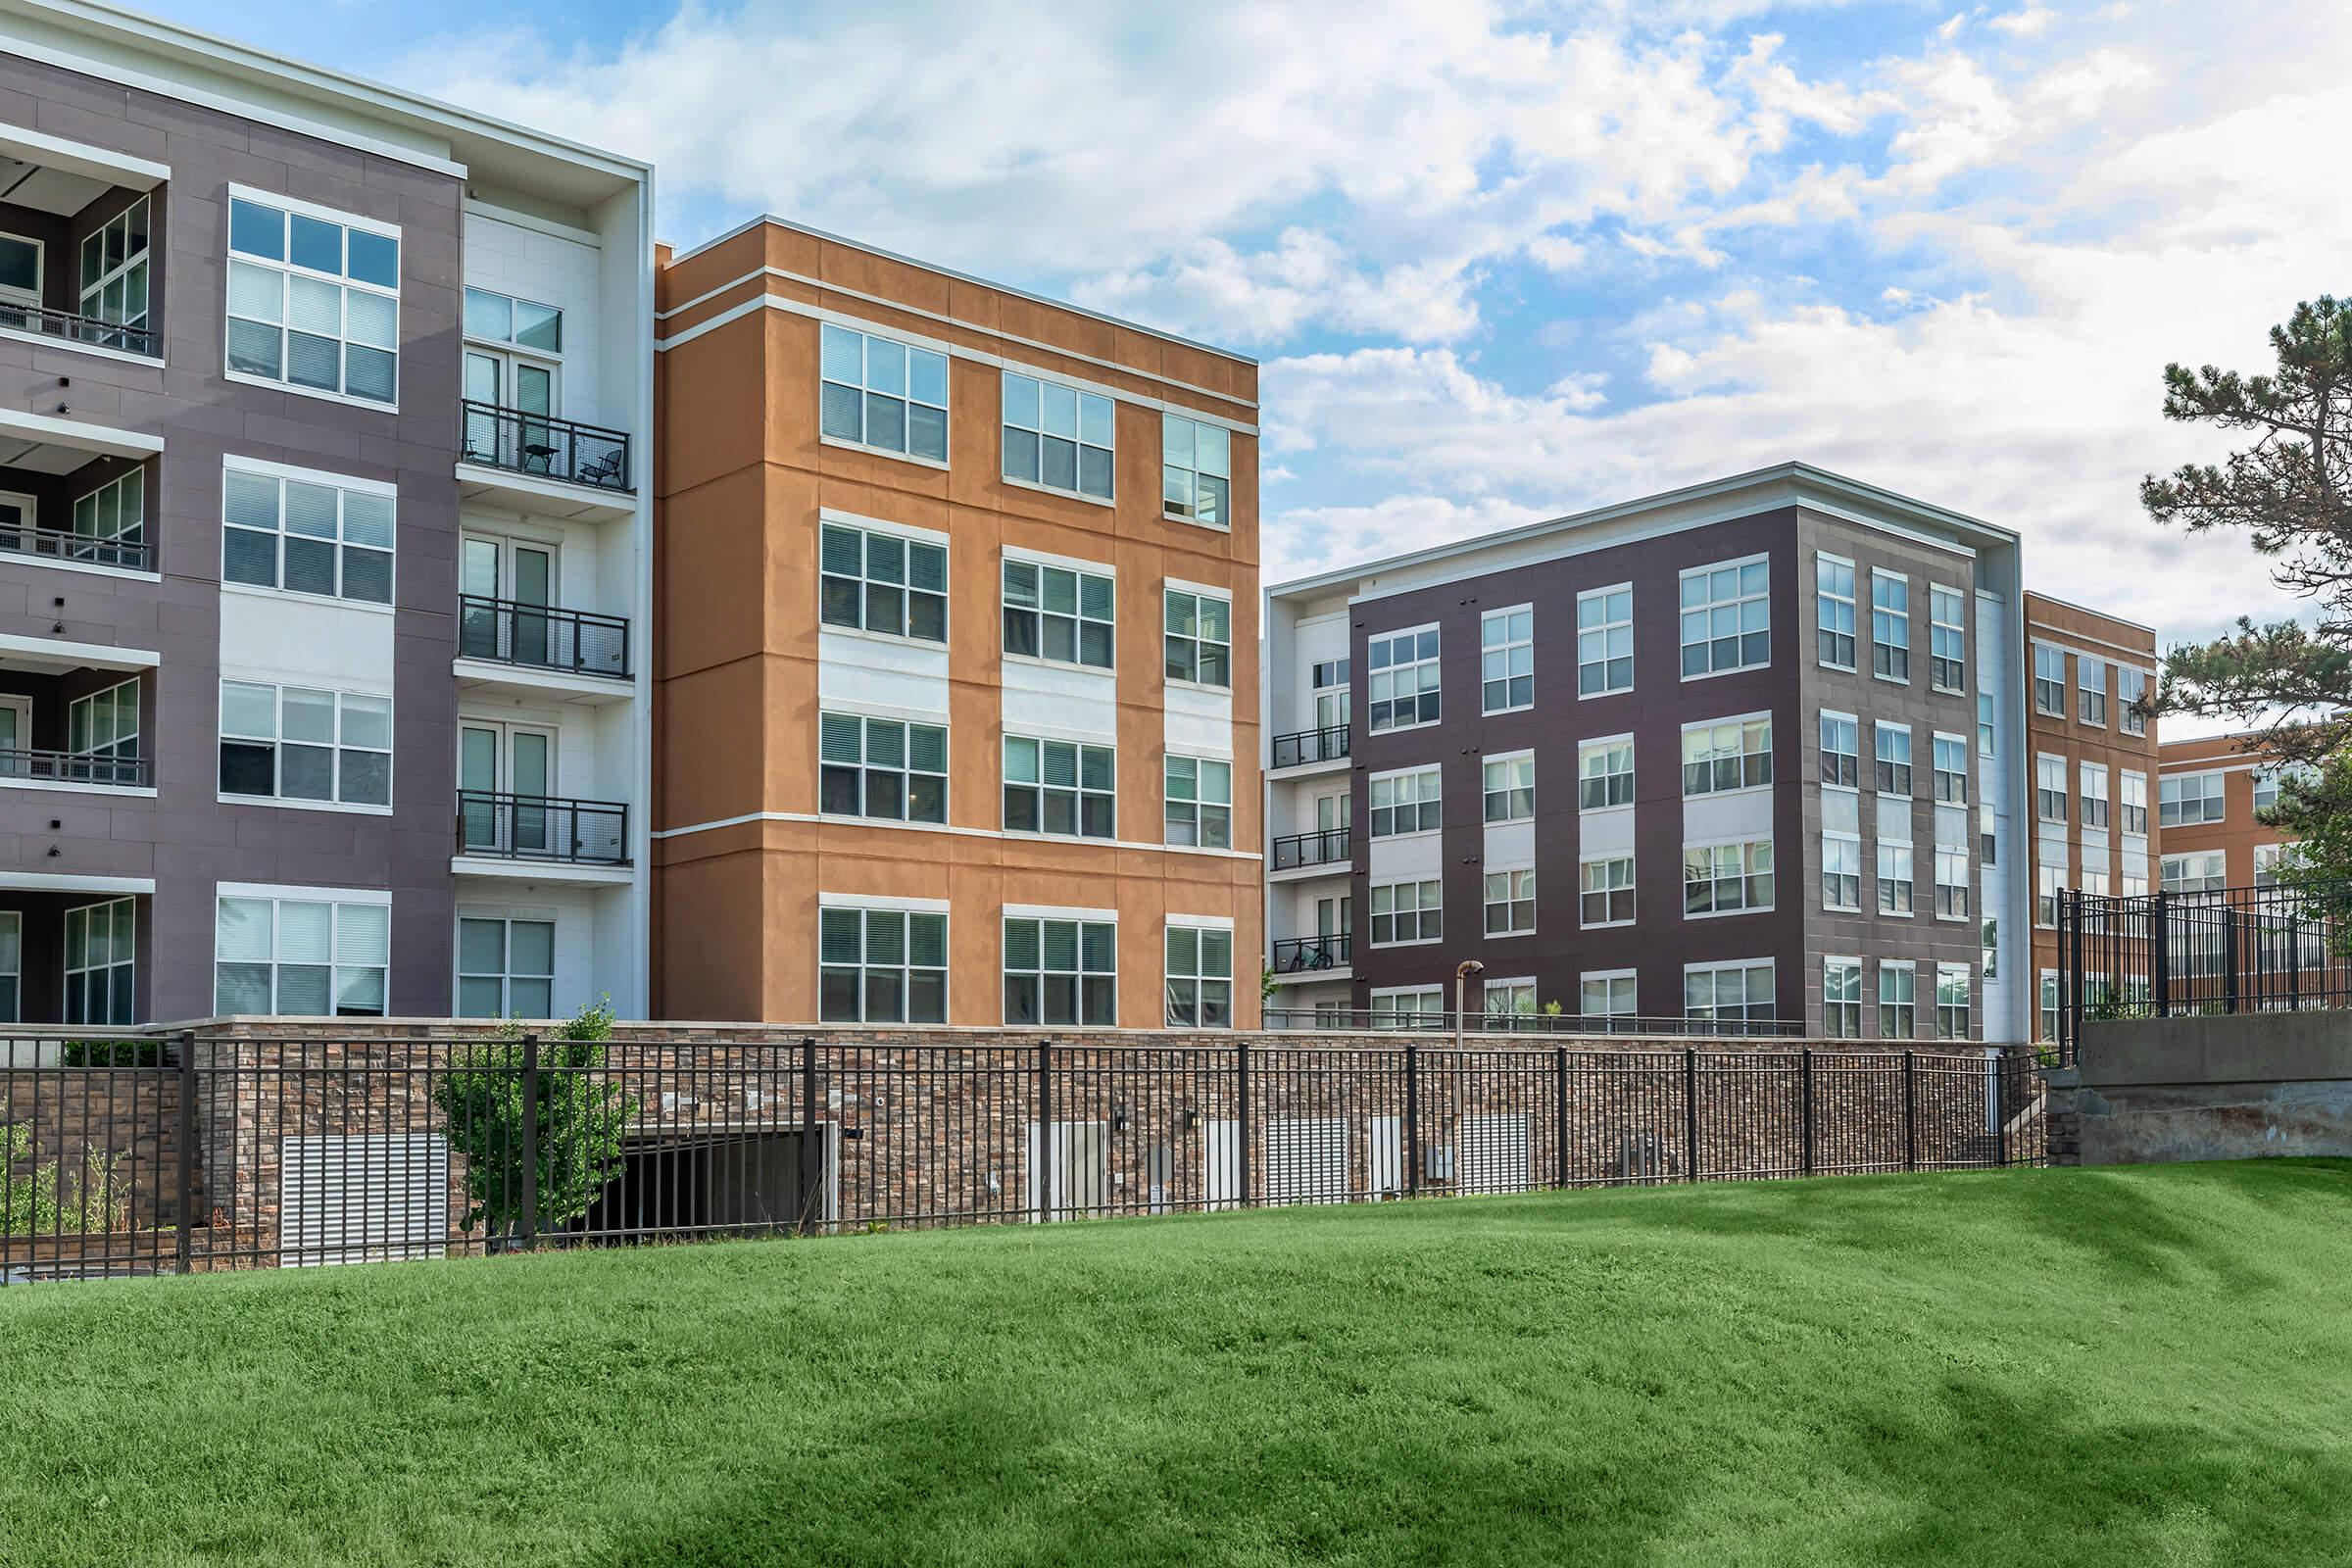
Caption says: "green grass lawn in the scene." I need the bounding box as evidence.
[6,1162,2352,1566]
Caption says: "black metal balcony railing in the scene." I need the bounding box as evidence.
[1271,826,1350,872]
[461,401,632,492]
[0,523,153,573]
[1261,1007,1805,1037]
[1271,723,1350,769]
[1271,933,1351,972]
[0,748,150,788]
[458,595,631,680]
[0,300,158,359]
[455,789,629,865]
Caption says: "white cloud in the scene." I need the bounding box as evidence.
[1264,495,1550,585]
[1988,5,2057,37]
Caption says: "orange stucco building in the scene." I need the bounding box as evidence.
[652,219,1261,1026]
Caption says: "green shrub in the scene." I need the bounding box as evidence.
[434,999,634,1248]
[58,1040,165,1068]
[1,1122,127,1236]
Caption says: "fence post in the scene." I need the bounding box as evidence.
[1799,1048,1814,1177]
[1684,1048,1700,1183]
[1235,1040,1252,1208]
[1036,1039,1054,1219]
[2149,889,2170,1017]
[516,1033,540,1252]
[1995,1052,2010,1167]
[1903,1050,1917,1172]
[798,1036,819,1237]
[174,1030,197,1275]
[1553,1045,1569,1190]
[1404,1041,1421,1199]
[2224,898,2242,1014]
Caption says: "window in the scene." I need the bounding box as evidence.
[1479,605,1534,712]
[1003,736,1113,838]
[818,906,947,1024]
[1935,845,1968,919]
[1682,715,1772,795]
[1003,559,1114,668]
[1824,957,1861,1039]
[1367,626,1441,732]
[1936,963,1972,1041]
[64,898,135,1025]
[1581,972,1637,1019]
[1686,959,1775,1027]
[2252,763,2313,815]
[1878,842,1914,915]
[1579,737,1634,810]
[1875,723,1912,796]
[68,678,140,770]
[1372,987,1445,1029]
[1164,589,1233,688]
[463,286,563,354]
[1816,555,1856,669]
[0,909,16,1021]
[2035,755,2069,824]
[1981,801,1998,865]
[1312,660,1351,729]
[2036,859,2065,927]
[1003,372,1112,499]
[820,522,947,642]
[0,231,35,308]
[2077,656,2107,726]
[2120,770,2149,836]
[1370,767,1442,837]
[2159,771,2226,827]
[1978,690,1996,758]
[1483,754,1535,824]
[1984,915,1998,981]
[2162,852,2227,894]
[456,917,555,1020]
[1161,414,1232,527]
[2033,644,2066,715]
[1879,962,1916,1039]
[2038,970,2060,1043]
[1369,880,1443,946]
[1483,979,1537,1024]
[1933,733,1969,804]
[1484,869,1536,936]
[1822,810,1862,912]
[1580,856,1634,927]
[1929,584,1966,693]
[1820,711,1859,788]
[2118,665,2147,736]
[2254,843,2292,887]
[819,323,948,462]
[72,467,146,562]
[2080,761,2110,831]
[1165,923,1234,1027]
[821,712,948,824]
[225,193,399,404]
[220,683,391,807]
[1004,916,1115,1025]
[1578,584,1634,696]
[79,197,152,343]
[1871,570,1909,681]
[1680,557,1769,677]
[220,463,394,605]
[2081,866,2110,900]
[215,894,388,1015]
[1684,839,1774,916]
[1164,756,1233,848]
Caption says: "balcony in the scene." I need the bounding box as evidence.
[0,129,166,368]
[1270,827,1350,874]
[1270,933,1350,973]
[0,748,149,789]
[0,521,151,574]
[1271,724,1350,771]
[0,301,156,360]
[455,789,629,868]
[455,596,632,697]
[457,402,635,524]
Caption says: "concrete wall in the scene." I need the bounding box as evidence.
[2047,1010,2352,1163]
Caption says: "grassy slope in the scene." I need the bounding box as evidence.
[5,1161,2352,1567]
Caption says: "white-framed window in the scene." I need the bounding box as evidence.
[2158,771,2227,827]
[461,286,564,445]
[2077,656,2107,726]
[1372,986,1446,1029]
[1581,971,1637,1019]
[1871,569,1909,682]
[1822,792,1862,911]
[1577,583,1634,696]
[1981,800,1998,866]
[2080,761,2110,831]
[219,682,391,807]
[1480,605,1534,713]
[220,461,395,605]
[2252,762,2314,815]
[1003,372,1113,500]
[72,466,146,563]
[1484,868,1537,936]
[1819,710,1859,788]
[1004,915,1116,1025]
[1823,956,1861,1039]
[820,521,947,643]
[225,190,400,405]
[1369,880,1443,946]
[64,898,135,1025]
[820,712,948,824]
[2035,754,2069,824]
[2120,768,2150,837]
[820,322,948,463]
[1875,722,1912,796]
[1165,588,1234,689]
[1936,963,1972,1041]
[1816,554,1856,670]
[1984,914,1998,981]
[463,285,563,356]
[1878,961,1915,1040]
[2036,858,2066,928]
[1161,414,1233,527]
[1003,557,1114,669]
[2081,866,2110,900]
[1680,556,1770,678]
[1682,714,1772,796]
[79,197,152,342]
[2118,665,2147,736]
[0,230,37,310]
[2037,970,2061,1043]
[0,908,17,1021]
[1367,625,1441,732]
[1579,736,1634,810]
[1684,839,1774,916]
[1311,659,1351,730]
[1003,736,1113,839]
[1929,584,1966,693]
[1370,766,1442,838]
[1483,753,1535,824]
[456,916,555,1020]
[1935,844,1968,919]
[1483,978,1538,1024]
[2161,851,2227,894]
[68,677,140,769]
[819,906,948,1024]
[1164,755,1233,849]
[1978,690,1996,758]
[2122,866,2150,899]
[1165,921,1235,1027]
[1580,855,1635,928]
[1878,842,1914,916]
[2033,644,2066,715]
[1686,959,1775,1027]
[1933,733,1969,804]
[215,892,388,1015]
[2254,842,2293,887]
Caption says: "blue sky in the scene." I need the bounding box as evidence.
[140,0,2352,693]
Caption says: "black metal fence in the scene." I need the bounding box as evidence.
[460,401,631,492]
[0,300,158,358]
[0,522,154,573]
[1271,826,1349,871]
[457,595,631,680]
[1,1032,2043,1279]
[1262,1007,1806,1037]
[1270,724,1350,769]
[2055,881,2350,1061]
[0,748,151,788]
[455,790,629,864]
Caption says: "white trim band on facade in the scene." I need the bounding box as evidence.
[817,891,952,914]
[218,879,389,904]
[0,406,164,462]
[0,871,155,895]
[649,809,1263,859]
[0,632,159,672]
[1004,903,1119,923]
[0,122,169,188]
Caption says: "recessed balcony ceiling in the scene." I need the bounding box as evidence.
[0,154,111,216]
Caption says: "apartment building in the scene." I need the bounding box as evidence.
[651,220,1260,1026]
[1262,464,2030,1043]
[2157,728,2306,891]
[0,0,654,1024]
[2021,594,2159,1041]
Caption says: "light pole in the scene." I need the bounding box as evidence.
[1454,958,1485,1049]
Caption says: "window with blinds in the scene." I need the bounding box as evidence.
[1004,916,1116,1025]
[224,192,400,405]
[818,712,948,823]
[1004,558,1114,668]
[1004,735,1114,838]
[220,461,394,604]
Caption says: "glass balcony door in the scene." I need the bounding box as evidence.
[464,350,558,468]
[460,721,555,855]
[460,535,555,666]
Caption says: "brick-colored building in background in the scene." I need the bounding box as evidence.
[2157,728,2304,891]
[652,220,1261,1027]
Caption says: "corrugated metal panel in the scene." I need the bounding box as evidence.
[280,1133,451,1266]
[1265,1116,1348,1205]
[1458,1113,1531,1195]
